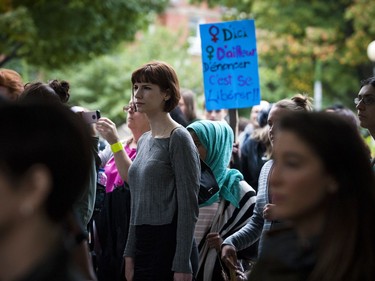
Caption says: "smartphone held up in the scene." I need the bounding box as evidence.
[81,110,101,124]
[70,106,101,124]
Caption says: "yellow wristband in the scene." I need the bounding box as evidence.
[110,141,123,153]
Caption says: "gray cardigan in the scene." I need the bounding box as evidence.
[124,128,200,273]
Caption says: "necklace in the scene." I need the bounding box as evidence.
[153,125,175,138]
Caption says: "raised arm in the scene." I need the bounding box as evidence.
[96,117,132,182]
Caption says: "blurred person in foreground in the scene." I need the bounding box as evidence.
[226,111,375,280]
[20,80,99,228]
[0,101,92,281]
[19,80,99,281]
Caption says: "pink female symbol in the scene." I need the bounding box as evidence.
[209,25,219,43]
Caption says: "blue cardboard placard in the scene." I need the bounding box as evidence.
[200,19,260,110]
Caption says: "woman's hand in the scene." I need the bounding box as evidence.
[263,203,277,220]
[96,117,120,144]
[206,232,223,252]
[173,272,192,281]
[221,245,238,271]
[125,257,134,281]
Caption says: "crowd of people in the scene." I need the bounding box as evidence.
[1,64,375,281]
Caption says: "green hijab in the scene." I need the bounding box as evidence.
[187,120,244,207]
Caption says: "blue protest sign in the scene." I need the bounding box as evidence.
[200,19,260,110]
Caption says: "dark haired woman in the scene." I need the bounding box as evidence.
[248,111,375,280]
[20,80,70,104]
[19,80,99,281]
[96,61,200,281]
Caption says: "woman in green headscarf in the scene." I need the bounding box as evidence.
[187,120,257,281]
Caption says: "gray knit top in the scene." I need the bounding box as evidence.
[123,127,200,273]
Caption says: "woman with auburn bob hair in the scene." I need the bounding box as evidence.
[96,61,200,281]
[248,111,375,280]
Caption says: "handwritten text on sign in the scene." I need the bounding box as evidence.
[200,19,260,110]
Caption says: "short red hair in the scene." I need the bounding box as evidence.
[0,68,24,100]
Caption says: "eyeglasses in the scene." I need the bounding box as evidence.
[123,104,137,112]
[354,96,375,106]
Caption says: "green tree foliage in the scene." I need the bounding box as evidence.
[48,27,204,125]
[192,0,375,107]
[0,0,168,68]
